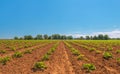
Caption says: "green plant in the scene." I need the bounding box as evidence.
[83,63,96,72]
[0,50,6,54]
[0,56,11,65]
[13,52,23,58]
[32,48,35,51]
[50,48,55,53]
[77,54,84,60]
[6,46,10,48]
[103,52,113,60]
[42,54,49,61]
[24,50,32,54]
[11,47,16,51]
[89,48,96,52]
[71,48,80,56]
[116,58,120,65]
[95,50,101,54]
[24,45,29,48]
[107,47,113,51]
[47,51,52,55]
[116,50,120,54]
[33,62,47,70]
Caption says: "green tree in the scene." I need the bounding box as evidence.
[98,34,104,40]
[14,36,18,40]
[67,36,73,40]
[35,34,43,40]
[104,35,109,40]
[80,36,84,40]
[24,35,33,40]
[52,34,61,39]
[60,35,67,40]
[44,34,48,39]
[86,36,90,40]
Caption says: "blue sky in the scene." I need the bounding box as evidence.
[0,0,120,38]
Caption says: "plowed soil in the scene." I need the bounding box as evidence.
[69,42,120,74]
[0,43,55,74]
[0,41,120,74]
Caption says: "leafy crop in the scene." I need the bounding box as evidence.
[42,54,49,61]
[24,50,32,54]
[89,48,96,52]
[103,52,113,60]
[71,48,80,56]
[116,58,120,65]
[33,62,47,70]
[95,50,101,54]
[0,56,11,65]
[11,47,16,51]
[77,54,84,60]
[13,52,23,58]
[83,63,96,72]
[107,47,113,51]
[0,50,6,54]
[116,50,120,54]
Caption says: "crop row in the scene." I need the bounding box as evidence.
[64,41,96,73]
[0,42,53,65]
[33,42,59,71]
[67,41,120,66]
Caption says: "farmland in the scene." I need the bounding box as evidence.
[0,40,120,74]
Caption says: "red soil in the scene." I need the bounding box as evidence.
[0,41,119,74]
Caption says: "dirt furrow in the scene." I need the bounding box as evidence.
[0,42,55,74]
[36,42,75,74]
[64,44,87,74]
[0,42,51,57]
[69,42,119,74]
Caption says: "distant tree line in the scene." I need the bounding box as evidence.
[77,34,110,40]
[14,34,120,40]
[14,34,73,40]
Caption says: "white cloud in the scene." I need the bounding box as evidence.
[92,30,120,38]
[65,30,120,38]
[66,33,86,38]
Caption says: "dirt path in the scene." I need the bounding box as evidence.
[65,43,88,74]
[35,42,75,74]
[0,42,55,74]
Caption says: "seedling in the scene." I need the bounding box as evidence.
[24,50,32,54]
[50,48,55,53]
[103,52,113,60]
[33,62,47,70]
[42,54,49,61]
[95,50,101,54]
[47,51,52,55]
[71,48,80,56]
[77,54,84,60]
[11,47,16,51]
[0,56,11,65]
[107,47,113,51]
[116,50,120,54]
[24,45,29,48]
[116,58,120,65]
[83,63,96,72]
[0,50,6,54]
[89,48,96,52]
[13,52,23,58]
